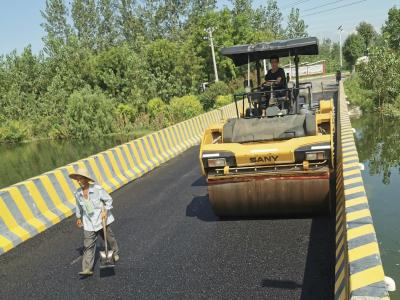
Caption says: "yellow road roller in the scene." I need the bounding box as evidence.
[199,37,335,217]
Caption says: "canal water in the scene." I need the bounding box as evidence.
[0,133,141,190]
[352,113,400,299]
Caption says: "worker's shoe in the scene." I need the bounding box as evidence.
[113,254,120,262]
[79,270,93,276]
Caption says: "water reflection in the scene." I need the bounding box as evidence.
[352,114,400,184]
[0,134,137,189]
[352,113,400,299]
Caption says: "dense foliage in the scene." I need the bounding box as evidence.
[344,7,400,116]
[343,34,365,67]
[0,0,312,143]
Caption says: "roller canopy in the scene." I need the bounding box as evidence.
[221,37,319,66]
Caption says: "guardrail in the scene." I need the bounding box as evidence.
[334,82,389,299]
[0,102,238,254]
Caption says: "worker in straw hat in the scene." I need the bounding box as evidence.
[69,167,119,276]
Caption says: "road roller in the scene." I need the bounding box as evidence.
[199,37,335,217]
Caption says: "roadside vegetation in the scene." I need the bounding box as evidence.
[0,0,338,143]
[344,7,400,116]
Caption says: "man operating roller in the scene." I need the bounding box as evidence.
[261,56,287,116]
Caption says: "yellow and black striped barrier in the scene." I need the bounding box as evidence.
[0,103,238,254]
[334,83,389,299]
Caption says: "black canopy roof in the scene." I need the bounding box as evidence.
[221,37,319,66]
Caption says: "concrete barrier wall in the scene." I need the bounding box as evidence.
[0,102,238,255]
[334,83,389,300]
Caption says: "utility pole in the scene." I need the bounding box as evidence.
[205,27,219,82]
[338,25,343,69]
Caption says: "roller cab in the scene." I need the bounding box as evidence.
[199,37,335,217]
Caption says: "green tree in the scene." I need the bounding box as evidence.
[356,21,376,53]
[382,7,400,51]
[65,86,116,138]
[183,8,235,81]
[91,43,156,106]
[198,81,230,110]
[41,0,72,54]
[145,39,203,100]
[97,0,119,49]
[118,0,145,46]
[357,46,400,109]
[265,0,283,38]
[71,0,100,50]
[343,33,365,66]
[231,0,253,44]
[139,0,190,40]
[0,47,43,120]
[251,6,274,41]
[317,38,340,72]
[169,95,203,123]
[285,8,308,39]
[188,0,216,19]
[159,0,191,38]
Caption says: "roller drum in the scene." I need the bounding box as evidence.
[208,174,330,217]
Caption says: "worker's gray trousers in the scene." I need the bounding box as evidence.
[82,226,119,271]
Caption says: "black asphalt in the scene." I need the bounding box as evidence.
[0,146,334,300]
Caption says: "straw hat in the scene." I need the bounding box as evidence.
[69,167,95,182]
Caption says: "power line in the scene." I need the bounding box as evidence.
[307,6,387,31]
[282,0,312,10]
[302,0,347,12]
[303,0,367,17]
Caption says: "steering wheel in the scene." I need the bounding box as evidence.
[262,80,278,87]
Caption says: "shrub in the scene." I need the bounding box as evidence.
[169,95,203,123]
[198,81,230,111]
[215,94,233,107]
[0,120,30,143]
[357,46,400,109]
[115,103,138,132]
[150,111,171,130]
[133,112,150,130]
[65,86,116,138]
[147,97,168,118]
[382,95,400,117]
[48,124,70,139]
[344,75,374,111]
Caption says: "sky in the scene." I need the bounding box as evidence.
[0,0,398,55]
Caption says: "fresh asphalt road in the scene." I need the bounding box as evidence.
[0,86,336,300]
[0,147,334,300]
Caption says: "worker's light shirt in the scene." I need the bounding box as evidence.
[74,184,115,232]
